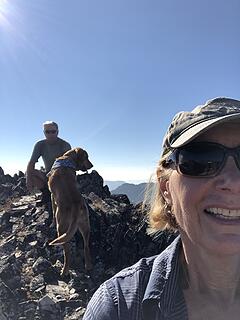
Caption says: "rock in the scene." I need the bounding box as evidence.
[19,300,37,319]
[0,278,19,319]
[30,274,45,292]
[32,257,52,275]
[110,193,130,204]
[0,167,4,176]
[0,170,28,205]
[38,294,60,318]
[0,169,178,319]
[77,170,111,198]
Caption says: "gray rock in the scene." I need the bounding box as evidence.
[38,294,60,318]
[30,274,45,292]
[0,169,177,319]
[32,257,52,274]
[0,279,19,319]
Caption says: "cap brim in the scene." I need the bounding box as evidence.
[171,113,240,148]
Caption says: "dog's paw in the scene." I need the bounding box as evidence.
[85,262,93,271]
[60,268,70,278]
[49,222,56,228]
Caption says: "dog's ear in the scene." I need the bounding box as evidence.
[64,147,92,171]
[69,148,87,163]
[75,148,93,171]
[63,148,81,161]
[74,148,85,159]
[73,148,88,162]
[65,147,87,159]
[75,148,89,165]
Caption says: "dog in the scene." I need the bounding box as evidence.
[48,147,93,275]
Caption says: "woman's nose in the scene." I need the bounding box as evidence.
[215,157,240,193]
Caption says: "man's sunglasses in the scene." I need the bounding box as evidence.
[45,130,57,134]
[164,142,240,178]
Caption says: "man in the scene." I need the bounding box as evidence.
[26,121,71,223]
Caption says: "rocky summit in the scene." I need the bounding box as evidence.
[0,167,177,320]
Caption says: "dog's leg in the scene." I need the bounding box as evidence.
[78,208,92,271]
[81,228,92,271]
[56,220,71,276]
[62,242,71,276]
[50,193,57,228]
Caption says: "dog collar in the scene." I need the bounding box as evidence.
[51,158,76,171]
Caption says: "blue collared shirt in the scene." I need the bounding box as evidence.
[83,236,188,320]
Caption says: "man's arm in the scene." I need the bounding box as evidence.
[26,142,42,191]
[64,141,71,153]
[26,160,36,191]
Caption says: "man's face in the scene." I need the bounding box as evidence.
[43,124,58,143]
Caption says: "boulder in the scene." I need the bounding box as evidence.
[0,169,178,319]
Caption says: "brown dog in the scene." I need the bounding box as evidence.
[48,147,93,275]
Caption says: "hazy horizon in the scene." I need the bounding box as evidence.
[1,162,151,184]
[1,0,240,181]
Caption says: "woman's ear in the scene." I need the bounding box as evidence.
[159,178,172,204]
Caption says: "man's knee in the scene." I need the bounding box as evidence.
[40,186,52,203]
[31,170,48,190]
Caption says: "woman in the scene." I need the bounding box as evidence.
[83,97,240,320]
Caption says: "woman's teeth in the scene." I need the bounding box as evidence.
[206,208,240,220]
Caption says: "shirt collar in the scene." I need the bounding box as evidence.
[142,235,187,318]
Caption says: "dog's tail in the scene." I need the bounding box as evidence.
[49,214,79,246]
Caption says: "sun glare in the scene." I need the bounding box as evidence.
[0,0,10,27]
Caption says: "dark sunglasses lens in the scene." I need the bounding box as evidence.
[45,130,56,134]
[178,144,224,177]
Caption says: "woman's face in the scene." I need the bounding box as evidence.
[162,122,240,254]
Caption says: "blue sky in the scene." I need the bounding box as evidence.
[1,0,240,182]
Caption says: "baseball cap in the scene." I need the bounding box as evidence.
[162,97,240,156]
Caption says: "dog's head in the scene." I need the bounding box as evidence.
[63,147,93,172]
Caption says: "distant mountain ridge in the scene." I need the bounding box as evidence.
[104,180,126,191]
[112,182,154,204]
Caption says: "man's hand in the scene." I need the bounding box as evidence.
[26,161,36,192]
[26,169,48,192]
[26,174,34,192]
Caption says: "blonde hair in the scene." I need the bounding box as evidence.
[145,151,178,234]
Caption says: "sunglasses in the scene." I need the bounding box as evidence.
[45,130,57,134]
[164,142,240,177]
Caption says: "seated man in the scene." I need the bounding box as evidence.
[26,120,71,224]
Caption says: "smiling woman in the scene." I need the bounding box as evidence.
[83,97,240,320]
